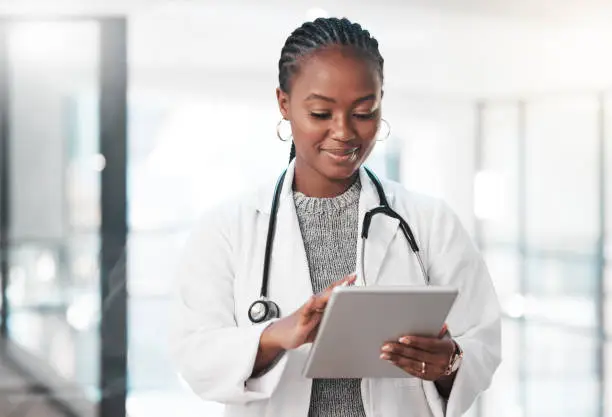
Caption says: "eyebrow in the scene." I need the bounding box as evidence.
[305,93,376,104]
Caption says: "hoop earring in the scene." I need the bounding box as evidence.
[277,118,293,142]
[377,118,391,142]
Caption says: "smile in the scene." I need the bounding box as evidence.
[321,147,360,162]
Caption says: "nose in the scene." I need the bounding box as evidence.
[330,114,356,141]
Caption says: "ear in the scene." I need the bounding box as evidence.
[276,87,290,120]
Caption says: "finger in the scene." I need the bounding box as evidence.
[309,275,358,314]
[327,273,357,291]
[305,323,321,343]
[318,274,357,302]
[381,343,445,368]
[311,293,330,312]
[303,314,322,335]
[438,323,449,338]
[398,335,450,354]
[311,288,338,311]
[380,353,445,381]
[299,296,319,325]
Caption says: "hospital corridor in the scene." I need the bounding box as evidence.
[0,0,611,416]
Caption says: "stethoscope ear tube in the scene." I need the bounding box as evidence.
[361,167,428,285]
[363,167,389,206]
[360,213,429,286]
[249,171,286,325]
[362,206,419,253]
[361,207,387,239]
[260,171,287,300]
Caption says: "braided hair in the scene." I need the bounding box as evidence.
[278,17,384,162]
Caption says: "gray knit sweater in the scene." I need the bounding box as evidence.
[293,177,366,417]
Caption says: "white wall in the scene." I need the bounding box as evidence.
[8,22,99,241]
[9,68,66,240]
[128,2,612,96]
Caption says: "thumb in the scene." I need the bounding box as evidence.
[299,295,317,326]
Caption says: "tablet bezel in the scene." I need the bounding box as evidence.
[302,285,458,379]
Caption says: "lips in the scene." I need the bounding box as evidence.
[320,147,359,156]
[320,146,360,163]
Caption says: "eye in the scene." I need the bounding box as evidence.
[310,112,331,120]
[353,112,376,120]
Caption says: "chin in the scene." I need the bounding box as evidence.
[321,162,361,181]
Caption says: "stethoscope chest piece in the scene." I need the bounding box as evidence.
[248,298,280,323]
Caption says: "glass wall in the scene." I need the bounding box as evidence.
[4,21,102,404]
[477,95,609,417]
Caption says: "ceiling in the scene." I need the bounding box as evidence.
[1,0,612,21]
[4,0,612,97]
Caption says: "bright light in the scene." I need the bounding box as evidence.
[10,22,72,63]
[36,251,56,282]
[73,255,97,278]
[474,170,507,221]
[66,294,99,332]
[92,154,106,172]
[7,266,26,305]
[9,21,98,66]
[146,104,212,177]
[505,405,524,417]
[127,390,225,417]
[503,294,526,319]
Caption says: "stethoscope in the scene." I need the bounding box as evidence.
[248,167,430,324]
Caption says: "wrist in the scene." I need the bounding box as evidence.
[444,339,463,376]
[252,321,286,377]
[261,320,287,352]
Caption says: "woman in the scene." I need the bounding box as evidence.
[171,17,501,417]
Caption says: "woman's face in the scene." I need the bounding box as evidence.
[277,45,382,183]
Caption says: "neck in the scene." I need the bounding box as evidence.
[293,158,358,198]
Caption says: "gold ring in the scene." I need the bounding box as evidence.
[421,361,426,374]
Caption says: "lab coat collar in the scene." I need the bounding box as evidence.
[356,165,400,286]
[254,159,396,215]
[255,159,399,287]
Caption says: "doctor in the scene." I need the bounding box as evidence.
[171,17,501,417]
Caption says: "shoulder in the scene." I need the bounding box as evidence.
[376,177,476,270]
[187,173,277,239]
[375,176,466,245]
[378,177,450,219]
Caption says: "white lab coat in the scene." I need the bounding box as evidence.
[170,160,501,417]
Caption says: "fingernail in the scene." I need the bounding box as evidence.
[382,345,392,352]
[399,337,410,345]
[380,353,390,360]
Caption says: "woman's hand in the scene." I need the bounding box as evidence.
[380,331,456,382]
[253,274,356,375]
[265,273,357,351]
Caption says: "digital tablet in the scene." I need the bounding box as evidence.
[302,286,458,379]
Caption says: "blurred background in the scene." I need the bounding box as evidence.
[0,0,611,416]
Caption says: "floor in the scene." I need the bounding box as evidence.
[0,355,67,417]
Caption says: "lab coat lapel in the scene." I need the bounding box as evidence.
[356,167,400,287]
[266,162,314,314]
